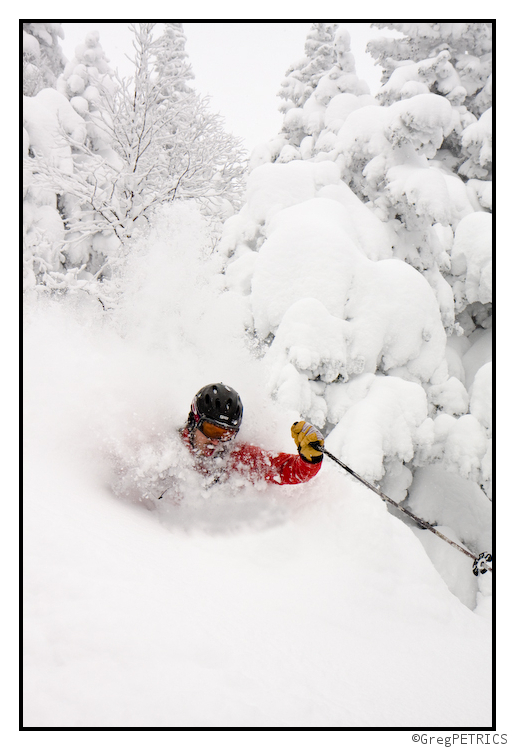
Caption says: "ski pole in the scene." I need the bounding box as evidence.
[317,445,492,576]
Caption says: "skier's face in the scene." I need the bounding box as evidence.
[192,427,226,457]
[192,418,238,457]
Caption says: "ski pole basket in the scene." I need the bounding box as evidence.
[473,552,493,576]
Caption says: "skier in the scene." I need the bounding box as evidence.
[181,383,324,486]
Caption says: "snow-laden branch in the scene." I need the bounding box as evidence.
[24,21,248,265]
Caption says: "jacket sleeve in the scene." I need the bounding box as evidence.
[227,443,322,485]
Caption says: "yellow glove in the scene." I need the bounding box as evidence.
[291,421,324,464]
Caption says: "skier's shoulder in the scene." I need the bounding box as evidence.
[229,440,279,467]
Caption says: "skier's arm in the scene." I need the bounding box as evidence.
[228,421,324,485]
[265,449,323,484]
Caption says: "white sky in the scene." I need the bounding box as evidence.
[60,22,385,153]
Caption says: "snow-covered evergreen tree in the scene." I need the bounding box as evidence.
[278,23,338,114]
[254,26,372,170]
[23,28,121,298]
[56,29,117,137]
[218,19,492,588]
[23,87,89,293]
[368,23,492,116]
[23,22,66,96]
[367,22,492,186]
[154,22,195,100]
[332,24,492,346]
[365,23,492,503]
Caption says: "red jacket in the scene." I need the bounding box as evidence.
[182,427,322,485]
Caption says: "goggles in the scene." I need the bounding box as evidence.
[198,419,238,442]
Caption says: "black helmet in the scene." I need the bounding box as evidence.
[190,383,243,430]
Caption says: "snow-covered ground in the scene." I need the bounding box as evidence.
[23,205,493,729]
